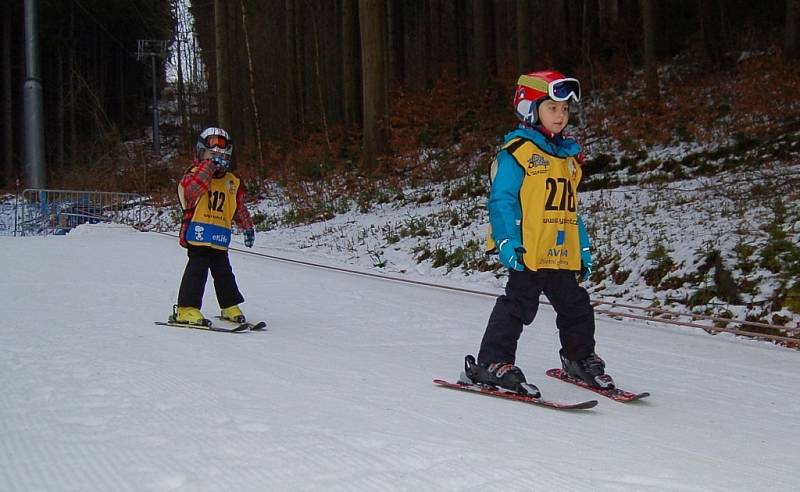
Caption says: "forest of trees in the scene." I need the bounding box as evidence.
[1,0,798,191]
[2,0,173,188]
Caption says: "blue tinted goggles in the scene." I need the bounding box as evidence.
[549,78,581,102]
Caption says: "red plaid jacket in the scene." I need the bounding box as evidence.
[178,159,254,248]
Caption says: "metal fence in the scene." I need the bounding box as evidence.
[2,189,149,236]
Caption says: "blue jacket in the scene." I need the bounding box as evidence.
[488,126,590,251]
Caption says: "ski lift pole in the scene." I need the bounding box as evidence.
[14,178,19,237]
[151,55,160,156]
[137,40,167,157]
[23,0,46,189]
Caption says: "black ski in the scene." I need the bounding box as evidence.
[214,316,267,331]
[155,321,249,333]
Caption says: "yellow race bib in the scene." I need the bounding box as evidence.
[184,173,240,250]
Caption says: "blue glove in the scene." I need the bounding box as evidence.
[210,155,230,173]
[577,214,592,281]
[580,246,593,281]
[243,228,255,248]
[497,238,525,271]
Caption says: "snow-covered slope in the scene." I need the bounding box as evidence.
[1,224,798,491]
[247,153,800,334]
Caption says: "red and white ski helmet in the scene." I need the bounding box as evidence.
[513,70,581,126]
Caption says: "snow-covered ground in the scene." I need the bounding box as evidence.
[2,224,799,491]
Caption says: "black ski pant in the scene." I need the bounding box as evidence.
[477,268,595,366]
[177,245,244,310]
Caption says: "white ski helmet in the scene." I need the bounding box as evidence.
[195,127,233,163]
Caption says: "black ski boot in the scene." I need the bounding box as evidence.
[463,355,540,398]
[560,350,615,389]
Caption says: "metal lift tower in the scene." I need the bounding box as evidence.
[137,40,167,156]
[24,0,45,189]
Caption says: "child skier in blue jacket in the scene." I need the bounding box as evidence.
[464,70,614,396]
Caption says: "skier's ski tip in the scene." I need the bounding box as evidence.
[546,368,650,403]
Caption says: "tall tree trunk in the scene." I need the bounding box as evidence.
[176,41,189,148]
[69,3,77,167]
[228,1,246,142]
[454,4,469,78]
[294,2,306,139]
[599,0,619,26]
[486,0,497,77]
[471,0,489,91]
[173,1,189,149]
[654,1,672,57]
[2,9,13,186]
[581,0,593,65]
[342,0,361,128]
[2,10,13,186]
[117,45,125,128]
[553,0,571,69]
[327,1,344,127]
[239,0,265,179]
[699,0,725,67]
[422,1,434,88]
[640,0,660,102]
[402,1,431,91]
[56,48,64,170]
[190,34,201,135]
[562,0,580,71]
[285,0,298,141]
[436,1,455,76]
[386,0,404,87]
[214,0,231,129]
[596,0,620,65]
[286,0,305,140]
[307,1,331,152]
[100,35,107,130]
[428,0,442,82]
[516,0,532,73]
[787,0,800,61]
[359,0,388,168]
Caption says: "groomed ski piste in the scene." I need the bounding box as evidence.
[2,224,799,491]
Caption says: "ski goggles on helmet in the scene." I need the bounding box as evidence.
[548,78,581,102]
[518,75,581,103]
[204,134,230,150]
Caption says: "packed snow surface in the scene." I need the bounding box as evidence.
[1,224,798,491]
